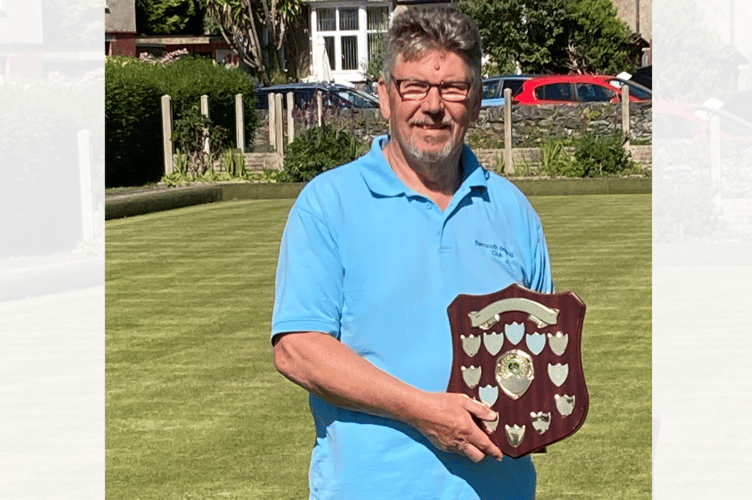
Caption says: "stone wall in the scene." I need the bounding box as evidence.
[253,102,651,150]
[250,102,652,170]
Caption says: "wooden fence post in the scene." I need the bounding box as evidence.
[504,88,513,174]
[622,85,631,148]
[161,94,174,174]
[200,94,210,155]
[287,92,295,145]
[316,91,323,127]
[275,93,284,155]
[235,93,245,153]
[269,93,277,151]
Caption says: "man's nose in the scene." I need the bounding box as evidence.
[420,86,444,114]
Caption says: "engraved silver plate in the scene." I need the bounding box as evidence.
[525,332,546,355]
[496,349,534,400]
[461,365,481,389]
[504,322,525,345]
[483,331,504,356]
[484,412,500,433]
[548,363,569,387]
[555,394,575,417]
[530,411,551,434]
[461,334,481,357]
[505,424,526,447]
[468,297,560,330]
[479,384,499,406]
[547,332,569,356]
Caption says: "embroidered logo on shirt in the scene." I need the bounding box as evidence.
[475,240,514,260]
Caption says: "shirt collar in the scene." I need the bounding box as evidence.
[360,135,489,198]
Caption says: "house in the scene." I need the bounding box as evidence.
[106,0,137,57]
[300,0,651,85]
[304,0,393,84]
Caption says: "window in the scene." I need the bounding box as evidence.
[576,83,614,102]
[367,6,389,65]
[341,36,358,70]
[312,3,390,80]
[536,83,572,101]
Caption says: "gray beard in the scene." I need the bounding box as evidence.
[404,136,458,165]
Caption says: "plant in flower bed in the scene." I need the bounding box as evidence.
[279,125,366,182]
[536,132,647,178]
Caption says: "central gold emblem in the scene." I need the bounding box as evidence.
[495,349,534,400]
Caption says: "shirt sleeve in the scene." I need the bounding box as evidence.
[271,198,343,343]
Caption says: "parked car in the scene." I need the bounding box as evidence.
[512,75,651,105]
[602,76,653,101]
[256,83,380,110]
[624,65,652,90]
[481,75,535,107]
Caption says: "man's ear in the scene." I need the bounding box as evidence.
[378,77,391,120]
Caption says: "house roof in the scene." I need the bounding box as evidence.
[105,0,136,34]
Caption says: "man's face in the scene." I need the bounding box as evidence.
[378,50,480,166]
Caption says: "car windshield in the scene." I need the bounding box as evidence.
[335,89,378,108]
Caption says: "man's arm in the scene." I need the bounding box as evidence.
[273,331,504,463]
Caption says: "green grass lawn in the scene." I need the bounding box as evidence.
[106,194,650,499]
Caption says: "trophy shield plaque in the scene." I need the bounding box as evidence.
[446,284,588,458]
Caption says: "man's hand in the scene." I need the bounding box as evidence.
[408,392,504,463]
[274,332,504,463]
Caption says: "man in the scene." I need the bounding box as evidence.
[272,7,553,499]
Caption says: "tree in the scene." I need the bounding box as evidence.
[565,0,636,75]
[135,0,206,35]
[458,0,639,75]
[200,0,303,85]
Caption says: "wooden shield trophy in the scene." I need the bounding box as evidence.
[446,284,588,458]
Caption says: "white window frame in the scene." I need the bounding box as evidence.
[310,2,390,83]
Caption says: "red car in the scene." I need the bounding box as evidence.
[512,75,651,105]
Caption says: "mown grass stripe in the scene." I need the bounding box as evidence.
[106,194,650,500]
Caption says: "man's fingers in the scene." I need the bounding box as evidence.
[462,395,499,422]
[458,442,486,463]
[458,396,504,460]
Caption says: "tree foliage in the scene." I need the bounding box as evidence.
[135,0,206,35]
[200,0,303,85]
[458,0,639,75]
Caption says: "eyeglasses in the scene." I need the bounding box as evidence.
[392,77,472,102]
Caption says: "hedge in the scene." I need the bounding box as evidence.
[105,56,259,188]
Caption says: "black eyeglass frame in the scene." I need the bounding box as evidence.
[391,77,474,102]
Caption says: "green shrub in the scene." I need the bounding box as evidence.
[105,59,164,187]
[280,126,366,182]
[538,139,582,178]
[171,105,229,176]
[105,55,258,187]
[573,132,635,177]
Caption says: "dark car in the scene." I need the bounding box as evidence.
[481,75,535,107]
[256,83,379,110]
[629,65,652,90]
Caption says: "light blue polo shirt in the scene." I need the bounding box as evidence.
[272,135,553,500]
